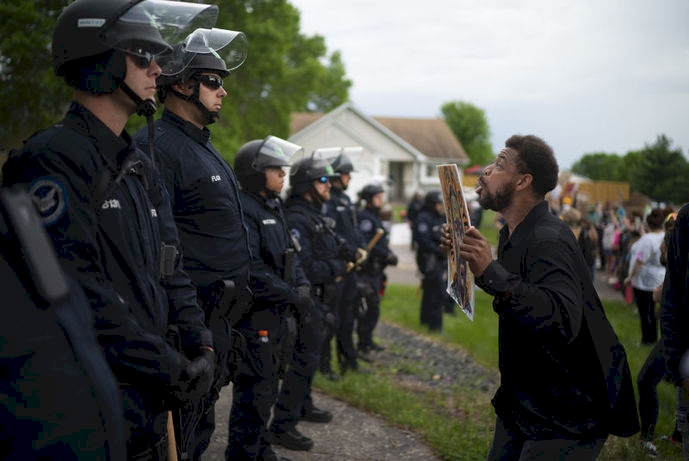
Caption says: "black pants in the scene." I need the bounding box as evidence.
[633,288,658,344]
[357,272,383,350]
[272,315,323,433]
[226,308,281,461]
[638,341,669,441]
[420,273,444,331]
[319,303,339,373]
[335,271,359,366]
[121,388,168,460]
[174,285,234,461]
[487,416,607,460]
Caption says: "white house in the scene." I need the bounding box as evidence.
[289,102,469,203]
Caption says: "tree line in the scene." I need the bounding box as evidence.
[1,2,685,204]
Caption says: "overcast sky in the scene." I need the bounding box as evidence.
[290,0,689,169]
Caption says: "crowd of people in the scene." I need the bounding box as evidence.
[0,1,399,460]
[2,1,689,460]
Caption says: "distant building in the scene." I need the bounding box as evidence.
[290,102,469,202]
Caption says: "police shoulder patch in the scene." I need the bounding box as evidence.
[417,222,429,234]
[290,228,301,242]
[29,177,67,225]
[360,219,373,232]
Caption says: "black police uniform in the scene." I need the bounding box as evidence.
[271,196,347,433]
[235,189,311,459]
[0,188,125,461]
[134,109,254,459]
[323,187,365,371]
[357,205,397,351]
[2,103,213,459]
[414,207,448,332]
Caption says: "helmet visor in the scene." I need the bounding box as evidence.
[289,150,340,183]
[158,27,248,76]
[106,0,219,56]
[254,136,303,170]
[316,146,362,173]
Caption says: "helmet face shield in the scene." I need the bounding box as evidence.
[158,27,248,77]
[316,146,362,174]
[253,136,302,170]
[104,0,219,59]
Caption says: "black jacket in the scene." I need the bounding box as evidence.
[358,206,395,275]
[476,201,639,438]
[2,103,210,392]
[324,187,365,251]
[413,209,446,277]
[284,196,346,287]
[0,192,125,460]
[239,190,309,311]
[661,202,689,386]
[134,110,251,289]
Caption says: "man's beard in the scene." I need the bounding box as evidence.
[478,182,513,212]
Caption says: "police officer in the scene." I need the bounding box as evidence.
[2,1,217,458]
[132,29,255,460]
[234,136,313,461]
[0,187,125,460]
[414,190,448,332]
[321,147,369,375]
[270,152,349,450]
[356,184,398,354]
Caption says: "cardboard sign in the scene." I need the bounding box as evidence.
[437,164,474,321]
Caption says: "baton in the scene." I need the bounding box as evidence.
[167,411,178,461]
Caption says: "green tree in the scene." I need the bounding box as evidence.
[570,152,629,181]
[203,0,352,159]
[0,1,71,150]
[440,100,493,166]
[628,134,689,205]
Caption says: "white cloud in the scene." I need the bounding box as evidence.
[291,0,689,168]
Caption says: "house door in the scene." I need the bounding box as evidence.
[388,161,405,202]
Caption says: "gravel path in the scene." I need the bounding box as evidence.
[369,321,498,394]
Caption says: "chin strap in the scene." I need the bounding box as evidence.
[120,82,157,118]
[308,184,327,207]
[119,83,157,170]
[169,84,219,125]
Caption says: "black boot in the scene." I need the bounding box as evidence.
[301,406,333,423]
[341,360,371,375]
[270,428,314,451]
[319,365,340,382]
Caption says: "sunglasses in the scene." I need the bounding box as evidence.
[197,74,224,90]
[316,176,330,184]
[124,47,156,69]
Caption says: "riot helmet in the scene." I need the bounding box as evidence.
[52,0,218,115]
[289,150,340,202]
[316,147,362,174]
[157,27,247,123]
[423,190,444,214]
[359,184,385,203]
[235,136,303,195]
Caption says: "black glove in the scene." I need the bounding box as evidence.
[337,242,357,262]
[387,252,399,267]
[294,285,315,317]
[182,348,215,399]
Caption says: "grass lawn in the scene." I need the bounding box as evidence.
[316,284,684,460]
